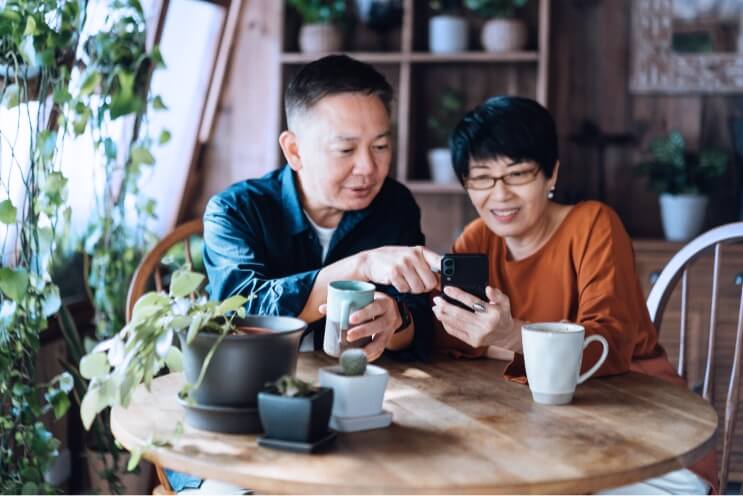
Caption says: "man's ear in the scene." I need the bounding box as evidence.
[279,130,302,172]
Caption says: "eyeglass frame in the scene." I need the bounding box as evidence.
[463,165,542,190]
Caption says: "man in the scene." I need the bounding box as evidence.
[203,54,440,361]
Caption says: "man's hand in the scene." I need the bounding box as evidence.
[319,292,401,362]
[432,286,515,349]
[360,246,441,294]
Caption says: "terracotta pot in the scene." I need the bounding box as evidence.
[299,23,343,53]
[481,18,527,52]
[86,449,153,494]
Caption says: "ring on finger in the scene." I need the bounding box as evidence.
[472,302,487,313]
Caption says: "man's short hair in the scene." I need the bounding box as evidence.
[284,54,393,129]
[450,96,559,183]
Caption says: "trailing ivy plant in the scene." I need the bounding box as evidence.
[0,0,84,491]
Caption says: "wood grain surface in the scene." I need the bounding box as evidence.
[111,352,717,494]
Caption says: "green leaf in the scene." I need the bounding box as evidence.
[158,129,171,145]
[131,146,155,166]
[165,347,183,372]
[19,35,36,65]
[186,313,203,344]
[110,92,140,118]
[80,71,102,96]
[132,292,169,321]
[80,352,110,380]
[0,199,17,224]
[127,449,142,471]
[58,372,74,393]
[170,270,204,298]
[103,137,117,160]
[80,385,107,430]
[216,295,248,315]
[23,16,36,36]
[0,267,29,301]
[51,391,70,419]
[152,95,167,110]
[42,284,61,317]
[2,83,20,108]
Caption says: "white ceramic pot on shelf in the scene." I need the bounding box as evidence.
[299,23,343,53]
[429,15,469,53]
[428,148,457,184]
[318,364,388,418]
[659,193,709,241]
[480,18,527,52]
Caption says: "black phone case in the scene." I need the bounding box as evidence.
[440,254,489,310]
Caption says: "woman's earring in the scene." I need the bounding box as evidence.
[547,188,555,199]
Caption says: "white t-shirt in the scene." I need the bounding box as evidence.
[299,211,338,351]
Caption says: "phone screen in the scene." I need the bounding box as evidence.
[440,253,489,310]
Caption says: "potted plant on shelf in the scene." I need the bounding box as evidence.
[464,0,528,52]
[635,130,728,241]
[288,0,347,53]
[78,266,307,436]
[429,0,469,53]
[426,87,464,184]
[257,375,335,452]
[319,349,391,431]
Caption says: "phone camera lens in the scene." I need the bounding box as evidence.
[443,267,454,277]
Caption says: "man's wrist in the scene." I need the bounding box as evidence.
[393,297,412,333]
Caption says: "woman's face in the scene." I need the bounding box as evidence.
[465,156,558,241]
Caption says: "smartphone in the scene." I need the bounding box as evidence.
[440,253,489,310]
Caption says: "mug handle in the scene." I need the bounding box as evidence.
[577,334,609,384]
[339,300,352,332]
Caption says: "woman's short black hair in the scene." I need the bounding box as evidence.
[449,96,559,183]
[285,54,393,128]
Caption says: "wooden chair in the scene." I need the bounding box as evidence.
[126,218,204,494]
[646,222,743,493]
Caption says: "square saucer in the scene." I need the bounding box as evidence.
[329,409,393,432]
[257,430,337,453]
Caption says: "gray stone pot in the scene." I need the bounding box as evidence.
[178,315,306,408]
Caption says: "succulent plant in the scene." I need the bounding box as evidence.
[340,349,368,376]
[268,375,317,397]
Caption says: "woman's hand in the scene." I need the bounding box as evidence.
[432,286,516,349]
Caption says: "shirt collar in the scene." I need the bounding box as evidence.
[280,165,312,236]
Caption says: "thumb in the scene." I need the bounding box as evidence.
[318,304,328,315]
[485,286,499,303]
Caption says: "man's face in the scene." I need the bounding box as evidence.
[286,93,392,214]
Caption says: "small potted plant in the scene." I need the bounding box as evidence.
[288,0,347,53]
[318,349,391,431]
[257,375,335,451]
[429,0,469,53]
[427,87,464,184]
[464,0,528,52]
[77,266,306,434]
[635,130,728,241]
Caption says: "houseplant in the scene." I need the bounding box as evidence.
[635,130,728,241]
[464,0,528,52]
[319,349,390,431]
[257,375,334,449]
[426,87,464,184]
[429,0,469,53]
[288,0,346,53]
[0,0,84,490]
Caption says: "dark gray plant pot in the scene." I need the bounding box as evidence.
[257,387,333,442]
[177,315,306,408]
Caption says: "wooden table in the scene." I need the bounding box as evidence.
[111,353,718,494]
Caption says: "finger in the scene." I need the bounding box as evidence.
[349,300,384,325]
[389,272,411,293]
[436,297,483,324]
[436,314,478,347]
[411,247,440,291]
[363,332,389,362]
[397,257,427,294]
[346,319,386,341]
[442,286,485,308]
[487,286,509,305]
[420,247,443,272]
[318,304,327,315]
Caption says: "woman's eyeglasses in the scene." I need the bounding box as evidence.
[464,167,540,190]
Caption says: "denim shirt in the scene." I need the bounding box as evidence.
[202,165,433,360]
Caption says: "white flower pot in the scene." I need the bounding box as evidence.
[299,23,343,53]
[428,148,457,184]
[659,193,709,242]
[481,18,528,52]
[318,364,388,418]
[429,15,469,53]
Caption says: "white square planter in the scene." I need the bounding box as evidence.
[318,364,388,418]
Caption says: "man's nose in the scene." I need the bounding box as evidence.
[353,148,376,175]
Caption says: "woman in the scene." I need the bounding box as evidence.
[432,96,714,494]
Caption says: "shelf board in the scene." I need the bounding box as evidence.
[281,52,404,64]
[281,51,540,65]
[408,51,539,63]
[404,181,465,194]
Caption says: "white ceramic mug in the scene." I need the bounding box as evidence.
[323,281,375,357]
[521,322,609,405]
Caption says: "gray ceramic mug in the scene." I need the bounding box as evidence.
[323,280,375,357]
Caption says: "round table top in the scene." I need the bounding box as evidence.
[111,352,717,494]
